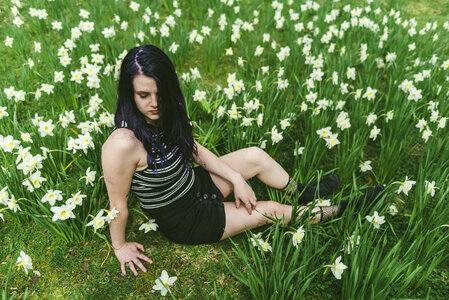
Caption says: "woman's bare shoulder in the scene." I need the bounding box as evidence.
[102,128,139,155]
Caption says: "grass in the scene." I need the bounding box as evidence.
[1,199,249,299]
[1,0,449,298]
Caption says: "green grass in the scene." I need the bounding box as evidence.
[0,198,249,299]
[1,0,449,298]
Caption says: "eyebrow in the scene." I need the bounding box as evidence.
[136,90,150,94]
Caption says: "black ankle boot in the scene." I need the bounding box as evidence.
[337,184,386,217]
[297,174,340,203]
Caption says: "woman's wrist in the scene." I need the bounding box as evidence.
[112,242,126,250]
[230,172,244,186]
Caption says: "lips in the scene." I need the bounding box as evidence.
[149,110,158,114]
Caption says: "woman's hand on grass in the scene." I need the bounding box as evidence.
[114,241,153,276]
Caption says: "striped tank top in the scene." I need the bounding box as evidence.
[113,122,195,210]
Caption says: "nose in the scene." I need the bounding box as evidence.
[150,94,158,107]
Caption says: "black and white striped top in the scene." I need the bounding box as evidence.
[112,121,195,210]
[131,144,195,210]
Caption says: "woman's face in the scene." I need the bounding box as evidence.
[132,74,159,126]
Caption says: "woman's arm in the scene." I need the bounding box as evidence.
[193,140,257,214]
[102,130,152,276]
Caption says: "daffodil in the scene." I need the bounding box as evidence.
[0,186,9,205]
[316,198,331,207]
[86,210,106,232]
[268,126,283,145]
[169,42,179,53]
[41,190,63,206]
[50,203,76,222]
[23,170,46,192]
[369,126,381,141]
[342,233,360,254]
[4,36,13,47]
[105,207,119,223]
[317,127,332,139]
[280,118,291,130]
[16,251,33,274]
[388,204,398,216]
[81,167,96,186]
[366,113,377,126]
[325,256,347,280]
[292,226,305,248]
[325,134,340,149]
[38,120,55,137]
[7,195,21,212]
[396,176,416,195]
[193,90,206,101]
[66,191,87,206]
[360,161,372,172]
[153,270,177,296]
[363,87,377,101]
[139,219,159,233]
[365,211,385,229]
[425,180,438,197]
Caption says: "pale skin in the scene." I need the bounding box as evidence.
[102,74,339,276]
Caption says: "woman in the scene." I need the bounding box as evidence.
[101,44,385,276]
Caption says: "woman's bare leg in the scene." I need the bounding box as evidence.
[210,146,291,198]
[206,146,339,240]
[219,201,339,240]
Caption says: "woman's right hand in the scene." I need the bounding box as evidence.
[113,241,153,276]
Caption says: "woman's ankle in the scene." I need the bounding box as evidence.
[280,177,298,195]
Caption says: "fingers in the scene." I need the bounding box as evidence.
[139,253,153,264]
[121,262,126,276]
[246,206,252,215]
[135,243,145,252]
[133,258,147,273]
[243,199,253,215]
[235,198,240,209]
[250,195,257,207]
[128,261,138,277]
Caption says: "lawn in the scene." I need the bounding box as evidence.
[1,0,449,298]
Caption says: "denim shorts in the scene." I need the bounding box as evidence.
[141,166,226,245]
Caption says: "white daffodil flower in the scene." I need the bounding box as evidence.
[425,180,437,197]
[50,203,76,222]
[105,207,119,223]
[66,191,87,206]
[365,211,385,229]
[342,233,360,254]
[86,210,106,232]
[388,204,398,216]
[292,226,305,248]
[41,190,63,206]
[360,161,372,172]
[325,256,347,280]
[153,270,177,296]
[16,251,33,274]
[139,219,159,233]
[396,176,416,195]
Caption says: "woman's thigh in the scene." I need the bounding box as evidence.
[210,147,263,198]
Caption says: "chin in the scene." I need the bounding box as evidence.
[146,117,159,126]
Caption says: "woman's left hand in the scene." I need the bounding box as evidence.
[232,175,257,215]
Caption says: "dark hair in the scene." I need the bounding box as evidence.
[114,44,197,172]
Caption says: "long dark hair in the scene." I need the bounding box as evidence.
[114,44,197,172]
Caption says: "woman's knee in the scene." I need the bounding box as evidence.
[247,146,270,166]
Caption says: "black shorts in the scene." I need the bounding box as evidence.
[141,166,226,245]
